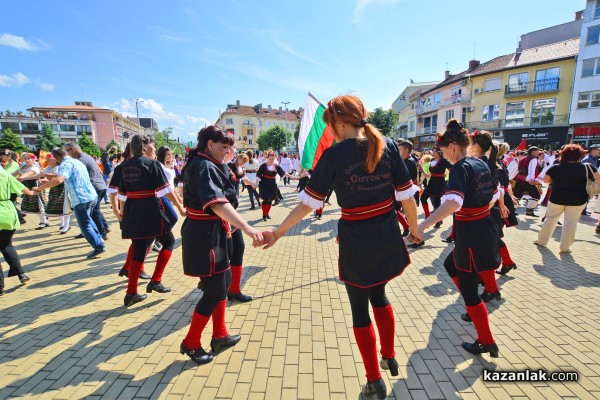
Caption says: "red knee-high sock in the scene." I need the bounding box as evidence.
[451,276,459,289]
[499,244,515,267]
[265,203,271,215]
[261,204,268,216]
[182,311,211,349]
[152,249,172,282]
[422,202,431,218]
[230,265,242,293]
[122,245,134,271]
[480,270,499,293]
[373,305,396,358]
[466,302,495,345]
[127,260,143,294]
[316,207,323,216]
[353,325,381,382]
[212,300,229,339]
[397,211,409,230]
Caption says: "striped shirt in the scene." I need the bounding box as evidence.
[58,156,97,206]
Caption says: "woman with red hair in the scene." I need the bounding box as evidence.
[258,95,420,399]
[535,144,600,253]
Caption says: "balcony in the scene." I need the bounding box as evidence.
[416,94,471,115]
[415,126,438,136]
[504,78,560,97]
[467,114,569,130]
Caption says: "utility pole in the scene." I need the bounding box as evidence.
[282,101,290,150]
[130,98,144,135]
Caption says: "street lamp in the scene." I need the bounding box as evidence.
[130,98,144,135]
[282,101,290,149]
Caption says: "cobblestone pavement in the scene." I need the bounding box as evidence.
[1,186,599,399]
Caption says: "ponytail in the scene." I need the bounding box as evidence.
[362,123,385,173]
[488,143,499,172]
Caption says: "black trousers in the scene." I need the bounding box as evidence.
[131,231,175,262]
[196,269,232,316]
[0,229,25,289]
[229,229,245,266]
[345,282,390,327]
[421,192,441,210]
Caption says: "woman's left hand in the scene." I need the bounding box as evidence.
[500,205,509,218]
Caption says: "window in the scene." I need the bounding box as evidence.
[445,110,454,123]
[462,108,467,124]
[247,129,254,136]
[433,93,441,105]
[482,105,500,121]
[258,119,263,127]
[534,67,560,91]
[409,121,415,132]
[587,25,600,45]
[248,139,253,145]
[577,91,600,108]
[60,124,76,131]
[76,125,91,133]
[531,99,556,125]
[505,101,526,127]
[582,57,600,77]
[484,77,502,92]
[225,118,233,125]
[244,119,250,125]
[507,72,529,94]
[21,123,39,130]
[1,122,19,131]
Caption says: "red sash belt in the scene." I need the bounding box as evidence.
[341,198,394,221]
[455,205,490,222]
[186,207,220,221]
[430,173,445,178]
[125,190,156,199]
[261,175,276,179]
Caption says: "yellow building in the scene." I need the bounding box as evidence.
[467,38,579,149]
[215,100,301,151]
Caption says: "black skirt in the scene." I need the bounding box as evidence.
[503,192,518,228]
[338,211,410,287]
[181,218,231,277]
[453,215,500,273]
[258,180,278,202]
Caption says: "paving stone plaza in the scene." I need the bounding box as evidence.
[1,186,599,399]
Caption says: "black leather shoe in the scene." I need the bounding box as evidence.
[74,233,84,239]
[180,343,213,365]
[461,312,472,322]
[462,340,499,358]
[197,280,204,290]
[401,229,409,237]
[496,263,517,275]
[408,241,425,249]
[0,288,4,296]
[442,236,454,243]
[434,221,443,228]
[18,274,30,284]
[146,281,171,293]
[480,291,501,302]
[124,293,147,307]
[362,378,387,399]
[380,357,399,376]
[139,271,151,280]
[87,247,106,259]
[210,334,241,353]
[118,268,129,278]
[267,215,271,219]
[250,206,256,210]
[19,218,26,224]
[263,216,267,222]
[525,209,539,217]
[228,292,253,302]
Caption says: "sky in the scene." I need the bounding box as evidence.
[0,0,582,143]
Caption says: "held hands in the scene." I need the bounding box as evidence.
[32,187,41,193]
[244,226,264,247]
[407,225,424,244]
[258,231,278,249]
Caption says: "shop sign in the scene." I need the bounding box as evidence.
[574,127,600,137]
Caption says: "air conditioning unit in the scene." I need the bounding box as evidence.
[460,79,467,86]
[474,88,483,94]
[493,132,503,138]
[467,106,475,112]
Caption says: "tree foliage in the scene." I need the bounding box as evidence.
[78,132,102,157]
[153,127,185,155]
[367,108,398,137]
[294,123,300,147]
[0,128,27,153]
[36,124,62,151]
[104,140,121,155]
[257,125,292,152]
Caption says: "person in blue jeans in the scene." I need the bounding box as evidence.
[33,147,105,259]
[101,152,114,203]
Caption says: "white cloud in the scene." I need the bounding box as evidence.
[352,0,401,24]
[160,34,193,43]
[271,37,327,68]
[0,72,31,87]
[115,98,211,140]
[36,80,55,91]
[0,34,39,51]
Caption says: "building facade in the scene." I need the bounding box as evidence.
[392,81,439,140]
[0,102,142,149]
[216,100,302,151]
[570,0,600,147]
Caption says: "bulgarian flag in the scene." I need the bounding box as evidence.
[298,93,335,170]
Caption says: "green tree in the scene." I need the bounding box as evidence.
[78,132,102,157]
[36,124,62,151]
[103,140,121,157]
[153,127,186,155]
[256,125,292,152]
[293,123,300,147]
[367,108,399,137]
[0,128,27,153]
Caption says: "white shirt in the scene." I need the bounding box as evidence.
[526,158,538,182]
[280,157,292,173]
[507,159,519,180]
[292,158,300,171]
[161,164,176,194]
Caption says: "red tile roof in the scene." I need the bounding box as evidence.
[28,105,112,112]
[506,38,579,68]
[223,105,301,121]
